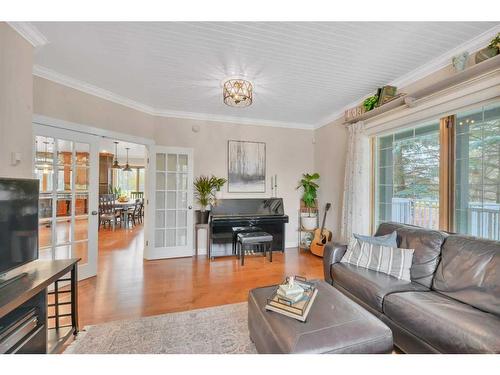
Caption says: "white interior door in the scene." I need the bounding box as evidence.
[33,124,99,280]
[146,146,194,259]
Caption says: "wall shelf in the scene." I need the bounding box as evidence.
[344,54,500,125]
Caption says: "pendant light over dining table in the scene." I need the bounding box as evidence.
[112,141,121,169]
[122,147,132,172]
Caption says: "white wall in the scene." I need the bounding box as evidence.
[313,118,348,241]
[154,117,314,248]
[34,76,316,250]
[0,23,34,178]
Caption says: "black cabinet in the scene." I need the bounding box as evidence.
[0,259,79,354]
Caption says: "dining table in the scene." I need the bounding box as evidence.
[114,200,138,228]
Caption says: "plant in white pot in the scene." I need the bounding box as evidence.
[297,173,320,230]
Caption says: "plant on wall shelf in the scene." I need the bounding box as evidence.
[489,32,500,52]
[297,173,320,217]
[363,95,379,112]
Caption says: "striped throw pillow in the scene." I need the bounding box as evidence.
[340,238,414,281]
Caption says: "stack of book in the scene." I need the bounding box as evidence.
[265,276,318,322]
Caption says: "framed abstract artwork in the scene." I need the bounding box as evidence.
[227,140,266,193]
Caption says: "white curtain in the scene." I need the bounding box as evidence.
[340,121,371,243]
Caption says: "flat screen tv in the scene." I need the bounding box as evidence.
[0,178,39,275]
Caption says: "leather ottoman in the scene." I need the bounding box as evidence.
[248,280,393,353]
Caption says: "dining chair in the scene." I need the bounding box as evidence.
[130,191,144,200]
[124,200,142,227]
[99,194,121,230]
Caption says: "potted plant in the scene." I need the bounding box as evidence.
[475,32,500,63]
[296,173,320,230]
[193,175,227,223]
[363,94,379,112]
[194,176,214,224]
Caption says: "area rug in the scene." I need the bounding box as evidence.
[64,302,257,354]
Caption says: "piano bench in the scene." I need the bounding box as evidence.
[236,232,273,266]
[231,226,262,255]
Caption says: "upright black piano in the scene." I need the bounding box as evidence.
[209,198,289,259]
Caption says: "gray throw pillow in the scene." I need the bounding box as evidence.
[354,231,398,247]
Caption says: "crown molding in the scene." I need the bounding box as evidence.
[314,24,500,130]
[151,108,312,129]
[33,65,156,114]
[7,22,48,47]
[33,65,314,130]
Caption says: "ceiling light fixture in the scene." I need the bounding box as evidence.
[223,78,253,107]
[112,141,121,169]
[122,147,132,172]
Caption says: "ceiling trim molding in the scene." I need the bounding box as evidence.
[7,22,48,48]
[33,65,156,114]
[151,108,312,129]
[33,65,314,130]
[314,24,500,130]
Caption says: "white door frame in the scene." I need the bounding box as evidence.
[32,114,156,262]
[146,145,194,260]
[33,123,100,279]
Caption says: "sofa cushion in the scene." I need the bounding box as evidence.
[331,262,428,312]
[384,291,500,353]
[432,235,500,316]
[354,231,398,247]
[376,222,447,288]
[341,238,414,281]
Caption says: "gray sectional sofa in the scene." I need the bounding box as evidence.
[323,222,500,353]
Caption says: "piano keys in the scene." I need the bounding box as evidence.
[209,198,289,259]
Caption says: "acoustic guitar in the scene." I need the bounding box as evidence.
[310,203,332,258]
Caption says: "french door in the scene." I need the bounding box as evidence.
[146,146,194,259]
[33,124,99,280]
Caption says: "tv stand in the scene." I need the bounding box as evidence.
[0,259,79,354]
[0,272,28,290]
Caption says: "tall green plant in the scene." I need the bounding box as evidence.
[194,176,213,212]
[296,173,320,216]
[194,175,228,211]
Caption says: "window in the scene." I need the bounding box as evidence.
[455,103,500,240]
[374,101,500,240]
[112,167,145,195]
[376,121,440,230]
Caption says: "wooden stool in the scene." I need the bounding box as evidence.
[236,231,273,266]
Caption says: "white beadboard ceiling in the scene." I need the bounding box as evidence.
[30,22,499,129]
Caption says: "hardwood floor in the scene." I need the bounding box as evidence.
[77,225,324,327]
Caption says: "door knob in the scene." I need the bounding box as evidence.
[188,206,193,210]
[91,211,98,215]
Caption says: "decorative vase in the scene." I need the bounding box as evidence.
[301,216,317,231]
[452,52,469,72]
[475,46,499,64]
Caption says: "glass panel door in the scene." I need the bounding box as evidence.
[33,124,99,280]
[375,121,441,230]
[455,103,500,240]
[147,146,193,259]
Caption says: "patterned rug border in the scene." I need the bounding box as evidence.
[64,302,255,354]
